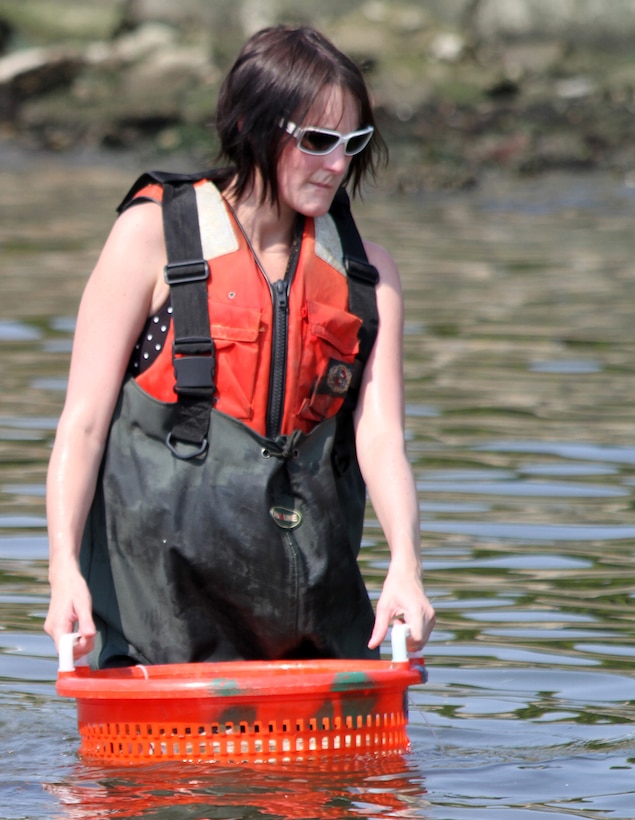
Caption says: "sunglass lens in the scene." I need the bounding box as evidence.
[346,131,372,155]
[300,129,339,154]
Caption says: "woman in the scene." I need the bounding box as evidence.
[44,24,435,667]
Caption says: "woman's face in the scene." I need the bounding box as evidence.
[276,85,360,218]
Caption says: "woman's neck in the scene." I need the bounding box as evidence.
[225,182,298,282]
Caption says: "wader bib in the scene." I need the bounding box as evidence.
[81,171,380,668]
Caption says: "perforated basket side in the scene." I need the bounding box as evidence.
[77,708,411,763]
[74,683,412,764]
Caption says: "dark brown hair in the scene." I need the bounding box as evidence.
[215,25,387,205]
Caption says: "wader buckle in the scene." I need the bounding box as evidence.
[344,255,379,285]
[173,355,215,392]
[164,258,209,285]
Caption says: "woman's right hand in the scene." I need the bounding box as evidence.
[44,564,96,661]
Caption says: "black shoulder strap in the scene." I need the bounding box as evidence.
[160,179,216,459]
[117,169,213,213]
[328,188,379,410]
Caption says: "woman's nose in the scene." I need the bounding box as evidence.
[323,145,350,173]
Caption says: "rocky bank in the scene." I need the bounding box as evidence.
[2,0,635,190]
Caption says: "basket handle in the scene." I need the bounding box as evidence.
[391,622,417,662]
[58,631,82,672]
[391,622,427,682]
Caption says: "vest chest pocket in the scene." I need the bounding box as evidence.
[211,303,263,420]
[297,299,362,425]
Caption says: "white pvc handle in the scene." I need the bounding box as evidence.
[58,632,81,672]
[390,622,411,662]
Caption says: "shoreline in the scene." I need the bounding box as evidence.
[3,6,635,192]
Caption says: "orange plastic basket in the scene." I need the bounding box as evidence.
[56,626,426,765]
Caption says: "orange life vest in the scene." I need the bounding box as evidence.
[129,177,366,438]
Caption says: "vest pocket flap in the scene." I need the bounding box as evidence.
[211,304,262,343]
[305,300,362,356]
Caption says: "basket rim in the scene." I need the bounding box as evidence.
[57,658,424,700]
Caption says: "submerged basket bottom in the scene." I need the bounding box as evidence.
[78,711,411,764]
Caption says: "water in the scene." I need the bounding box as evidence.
[1,155,634,818]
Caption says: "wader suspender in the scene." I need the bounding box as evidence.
[328,189,380,411]
[161,182,215,458]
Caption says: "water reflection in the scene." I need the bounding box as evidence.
[2,161,635,817]
[45,757,428,820]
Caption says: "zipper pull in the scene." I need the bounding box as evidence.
[273,278,288,309]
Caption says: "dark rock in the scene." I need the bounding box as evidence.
[0,17,14,55]
[0,47,83,122]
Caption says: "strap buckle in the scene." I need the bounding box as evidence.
[164,259,209,285]
[173,355,215,392]
[345,255,379,285]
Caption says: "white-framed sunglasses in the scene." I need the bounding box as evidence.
[282,119,374,156]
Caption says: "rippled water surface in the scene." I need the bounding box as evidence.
[1,155,634,818]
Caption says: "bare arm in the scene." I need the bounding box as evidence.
[354,240,436,652]
[44,201,168,658]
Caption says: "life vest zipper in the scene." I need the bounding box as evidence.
[265,217,304,439]
[266,278,289,438]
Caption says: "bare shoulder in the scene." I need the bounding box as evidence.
[91,199,168,307]
[362,239,401,289]
[109,199,164,246]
